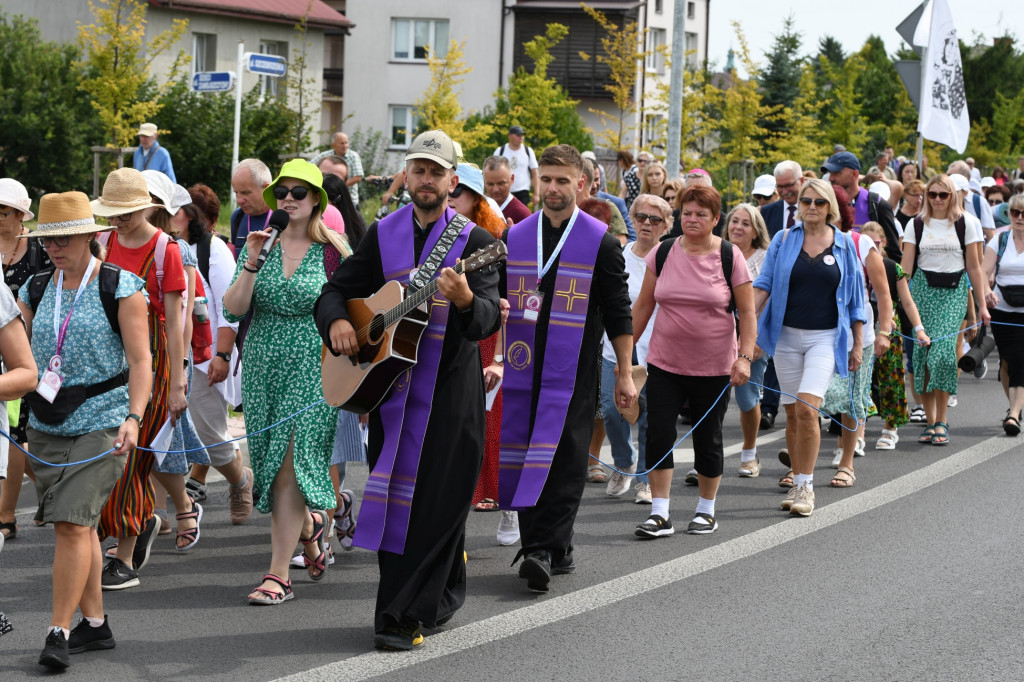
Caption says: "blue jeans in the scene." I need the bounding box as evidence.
[734,354,769,413]
[599,357,648,484]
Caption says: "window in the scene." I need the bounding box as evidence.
[685,32,699,66]
[654,0,663,12]
[687,2,696,19]
[392,18,449,61]
[645,28,666,74]
[259,40,288,99]
[643,115,665,148]
[389,105,419,148]
[192,32,217,74]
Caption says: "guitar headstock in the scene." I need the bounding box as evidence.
[462,240,508,273]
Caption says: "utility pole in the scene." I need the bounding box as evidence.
[664,0,687,179]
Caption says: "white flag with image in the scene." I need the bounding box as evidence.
[914,0,969,152]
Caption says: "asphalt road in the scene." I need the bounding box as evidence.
[1,361,1022,681]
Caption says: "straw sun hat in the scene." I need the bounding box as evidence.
[90,167,160,218]
[19,191,113,239]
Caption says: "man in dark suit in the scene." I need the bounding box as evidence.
[759,160,804,238]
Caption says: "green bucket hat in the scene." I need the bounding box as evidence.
[263,159,329,215]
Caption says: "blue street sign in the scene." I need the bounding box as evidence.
[244,52,287,77]
[192,71,235,93]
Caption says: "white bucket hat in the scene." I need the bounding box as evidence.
[142,170,190,216]
[0,178,35,221]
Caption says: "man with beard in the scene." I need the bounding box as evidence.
[823,151,902,261]
[315,130,501,650]
[499,144,635,593]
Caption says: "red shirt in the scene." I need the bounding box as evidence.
[106,230,187,322]
[501,195,534,225]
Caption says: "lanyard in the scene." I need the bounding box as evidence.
[54,257,97,358]
[247,211,271,239]
[537,206,580,284]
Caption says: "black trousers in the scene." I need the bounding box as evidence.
[512,189,532,207]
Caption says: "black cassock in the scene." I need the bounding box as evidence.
[501,215,632,564]
[314,217,500,631]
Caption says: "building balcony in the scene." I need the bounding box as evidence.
[323,68,344,97]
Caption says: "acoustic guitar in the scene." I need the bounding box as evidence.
[322,240,508,413]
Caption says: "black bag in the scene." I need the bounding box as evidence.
[921,269,963,289]
[23,370,129,425]
[1000,284,1024,307]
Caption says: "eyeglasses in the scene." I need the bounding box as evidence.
[448,185,466,199]
[1011,208,1024,219]
[272,185,310,201]
[40,235,71,248]
[988,198,1002,206]
[776,180,799,191]
[906,193,923,200]
[637,158,650,165]
[634,212,665,225]
[927,191,950,200]
[798,197,829,206]
[0,208,14,220]
[107,212,135,224]
[664,194,677,203]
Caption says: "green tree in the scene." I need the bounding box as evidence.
[646,51,715,170]
[282,0,319,155]
[487,23,592,157]
[770,65,832,171]
[0,12,102,196]
[960,35,1024,124]
[758,15,803,135]
[414,39,495,160]
[77,0,189,151]
[815,53,869,154]
[854,35,917,157]
[580,3,645,150]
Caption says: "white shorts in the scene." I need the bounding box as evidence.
[773,326,837,404]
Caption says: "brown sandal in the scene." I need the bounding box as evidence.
[778,470,795,488]
[299,510,329,581]
[830,466,856,488]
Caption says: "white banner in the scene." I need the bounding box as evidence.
[914,0,969,153]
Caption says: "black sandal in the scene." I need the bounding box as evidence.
[1003,414,1021,436]
[0,521,16,540]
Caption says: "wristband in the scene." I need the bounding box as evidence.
[737,353,753,364]
[243,263,259,273]
[215,351,231,363]
[913,325,924,334]
[126,413,142,425]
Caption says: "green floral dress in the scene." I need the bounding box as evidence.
[226,244,339,513]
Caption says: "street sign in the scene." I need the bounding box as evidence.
[244,52,287,77]
[895,60,922,111]
[192,71,235,93]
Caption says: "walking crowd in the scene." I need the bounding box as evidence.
[1,119,1022,668]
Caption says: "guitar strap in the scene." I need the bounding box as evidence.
[408,213,470,291]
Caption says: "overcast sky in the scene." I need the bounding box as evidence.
[706,1,1022,74]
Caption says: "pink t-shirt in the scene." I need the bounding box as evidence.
[644,239,751,376]
[323,204,346,234]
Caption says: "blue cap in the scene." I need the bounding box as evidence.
[822,151,861,173]
[455,163,485,197]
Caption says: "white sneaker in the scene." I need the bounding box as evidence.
[831,448,843,468]
[606,464,635,497]
[947,395,958,407]
[290,548,335,568]
[634,481,652,504]
[496,511,520,546]
[854,437,866,458]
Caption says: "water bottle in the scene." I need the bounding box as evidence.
[194,296,209,323]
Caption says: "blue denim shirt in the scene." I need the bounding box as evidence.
[753,224,866,378]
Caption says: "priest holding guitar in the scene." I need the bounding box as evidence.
[314,130,502,651]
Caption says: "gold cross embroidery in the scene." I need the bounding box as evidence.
[508,276,529,308]
[554,279,587,312]
[428,292,448,316]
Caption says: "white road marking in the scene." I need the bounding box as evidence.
[276,433,1017,682]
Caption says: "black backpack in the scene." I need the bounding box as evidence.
[911,215,967,276]
[654,237,736,313]
[28,263,123,336]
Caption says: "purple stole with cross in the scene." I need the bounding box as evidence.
[852,188,871,231]
[498,210,606,509]
[354,204,473,554]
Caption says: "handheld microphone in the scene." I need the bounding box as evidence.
[256,209,290,268]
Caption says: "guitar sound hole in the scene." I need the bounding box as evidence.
[368,315,386,345]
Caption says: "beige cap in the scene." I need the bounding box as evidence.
[405,130,458,169]
[138,122,158,136]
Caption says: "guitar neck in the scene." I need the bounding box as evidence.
[385,260,466,327]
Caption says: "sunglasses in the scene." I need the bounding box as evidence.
[107,212,135,224]
[449,185,466,199]
[1011,208,1024,219]
[798,197,829,206]
[40,235,71,248]
[988,198,1002,206]
[272,185,310,201]
[635,212,665,225]
[927,191,950,200]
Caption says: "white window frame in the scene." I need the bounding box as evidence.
[389,105,419,149]
[391,18,450,62]
[259,40,288,99]
[687,1,696,19]
[685,32,699,67]
[192,32,217,74]
[645,28,666,74]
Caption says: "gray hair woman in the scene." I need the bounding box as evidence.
[16,192,151,670]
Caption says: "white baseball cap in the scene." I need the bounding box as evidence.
[751,174,776,197]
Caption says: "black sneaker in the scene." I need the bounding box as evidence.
[552,549,575,575]
[133,515,159,572]
[518,550,552,592]
[374,621,423,650]
[684,469,698,485]
[68,615,116,653]
[39,629,70,670]
[185,477,207,503]
[635,515,674,538]
[759,411,776,429]
[686,512,719,535]
[101,558,139,591]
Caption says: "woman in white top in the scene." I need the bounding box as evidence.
[723,204,770,478]
[900,174,989,446]
[982,193,1024,434]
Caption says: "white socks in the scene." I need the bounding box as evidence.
[85,616,104,628]
[793,473,813,491]
[695,496,715,517]
[740,448,757,463]
[49,625,70,639]
[651,498,669,519]
[230,469,249,488]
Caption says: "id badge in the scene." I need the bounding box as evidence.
[36,369,63,404]
[523,291,544,323]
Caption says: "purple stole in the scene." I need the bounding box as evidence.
[852,188,871,231]
[498,211,605,509]
[354,204,472,553]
